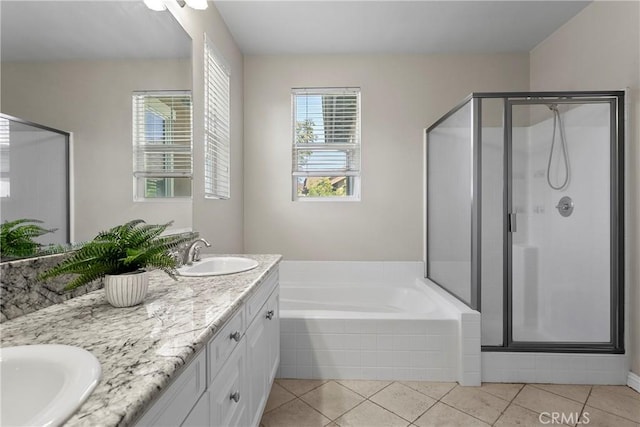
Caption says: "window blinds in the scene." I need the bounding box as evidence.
[132,92,192,180]
[0,117,9,198]
[292,88,361,178]
[204,34,231,199]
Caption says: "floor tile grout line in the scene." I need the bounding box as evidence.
[277,378,328,397]
[400,381,458,402]
[529,383,591,405]
[437,382,459,402]
[368,381,440,423]
[304,380,368,422]
[437,400,493,426]
[299,395,340,424]
[363,397,416,426]
[576,386,593,427]
[479,383,525,403]
[262,390,297,415]
[490,383,526,426]
[439,383,511,425]
[586,388,640,424]
[332,398,370,424]
[345,379,396,399]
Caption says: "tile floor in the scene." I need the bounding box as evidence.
[260,379,640,427]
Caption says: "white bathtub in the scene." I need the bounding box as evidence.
[281,281,456,318]
[277,261,481,385]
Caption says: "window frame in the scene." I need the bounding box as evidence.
[291,87,362,202]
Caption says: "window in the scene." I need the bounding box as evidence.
[204,34,230,199]
[132,91,192,200]
[292,88,361,200]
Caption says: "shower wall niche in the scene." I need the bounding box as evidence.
[425,92,624,353]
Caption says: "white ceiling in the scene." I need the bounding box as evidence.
[1,1,191,62]
[214,0,591,55]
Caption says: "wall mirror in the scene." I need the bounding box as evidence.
[0,1,192,261]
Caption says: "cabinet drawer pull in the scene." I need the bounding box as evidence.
[230,391,241,403]
[230,331,241,342]
[266,310,275,320]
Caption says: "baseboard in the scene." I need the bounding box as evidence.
[628,371,640,393]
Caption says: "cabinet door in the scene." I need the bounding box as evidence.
[135,350,206,427]
[265,291,280,384]
[246,305,269,427]
[181,391,209,427]
[210,340,247,427]
[246,288,280,427]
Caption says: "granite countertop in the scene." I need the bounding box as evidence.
[0,254,282,427]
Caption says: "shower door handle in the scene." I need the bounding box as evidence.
[508,213,517,233]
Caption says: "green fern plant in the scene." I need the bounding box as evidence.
[39,219,192,291]
[0,219,57,259]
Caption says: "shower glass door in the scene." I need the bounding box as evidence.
[507,97,619,347]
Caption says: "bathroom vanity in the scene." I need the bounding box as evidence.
[0,254,281,427]
[136,265,280,427]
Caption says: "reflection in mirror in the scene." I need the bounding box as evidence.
[0,114,70,258]
[0,1,192,260]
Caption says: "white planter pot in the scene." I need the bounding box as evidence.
[104,271,149,307]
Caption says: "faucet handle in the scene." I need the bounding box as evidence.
[169,250,183,267]
[193,246,202,262]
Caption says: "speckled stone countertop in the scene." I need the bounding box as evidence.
[0,254,281,427]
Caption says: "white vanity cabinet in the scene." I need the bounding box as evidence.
[135,269,279,427]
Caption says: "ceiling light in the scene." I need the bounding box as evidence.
[144,0,167,11]
[184,0,208,10]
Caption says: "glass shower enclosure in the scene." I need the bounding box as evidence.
[425,91,624,353]
[0,114,71,246]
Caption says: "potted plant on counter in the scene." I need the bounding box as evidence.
[39,219,191,307]
[0,219,56,260]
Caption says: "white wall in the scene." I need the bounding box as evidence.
[166,2,244,254]
[1,59,191,241]
[528,0,640,377]
[244,53,530,260]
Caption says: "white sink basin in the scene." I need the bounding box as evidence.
[178,256,259,277]
[0,344,101,427]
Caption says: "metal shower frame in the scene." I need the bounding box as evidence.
[425,91,625,354]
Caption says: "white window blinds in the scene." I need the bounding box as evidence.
[132,91,192,199]
[0,117,9,198]
[292,87,361,200]
[204,34,231,199]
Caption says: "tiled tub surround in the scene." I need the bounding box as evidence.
[0,254,281,427]
[0,231,199,322]
[278,261,481,386]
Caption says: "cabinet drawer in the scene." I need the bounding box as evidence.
[246,270,278,325]
[135,349,206,427]
[210,339,247,427]
[208,306,245,385]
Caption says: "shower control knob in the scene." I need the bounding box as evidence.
[555,196,574,217]
[230,391,241,403]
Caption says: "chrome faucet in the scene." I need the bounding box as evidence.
[184,238,211,265]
